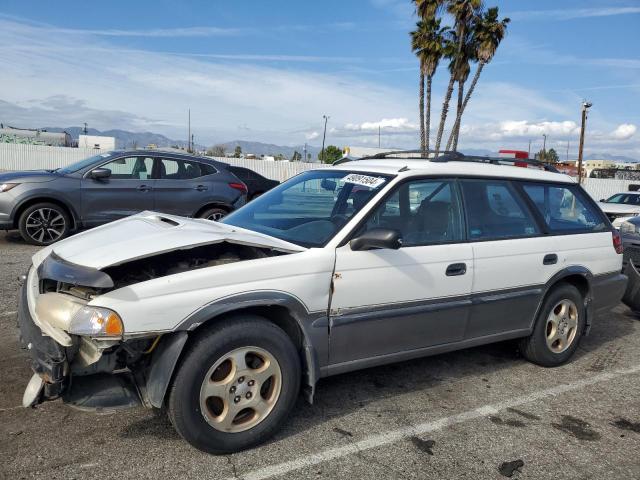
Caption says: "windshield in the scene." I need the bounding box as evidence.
[222,169,393,247]
[605,193,640,205]
[57,152,117,174]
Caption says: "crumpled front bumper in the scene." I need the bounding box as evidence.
[17,281,72,403]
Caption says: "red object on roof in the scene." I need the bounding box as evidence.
[499,150,529,159]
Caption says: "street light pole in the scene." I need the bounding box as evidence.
[321,115,329,163]
[577,101,592,184]
[528,139,531,158]
[542,134,547,162]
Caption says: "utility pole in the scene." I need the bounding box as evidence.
[191,134,195,153]
[188,109,191,153]
[83,122,88,135]
[528,139,531,158]
[542,134,547,162]
[321,115,329,163]
[303,143,307,163]
[577,101,592,184]
[566,141,570,161]
[378,125,381,148]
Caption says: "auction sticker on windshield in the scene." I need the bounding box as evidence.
[343,173,386,189]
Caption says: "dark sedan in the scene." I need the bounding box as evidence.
[0,150,247,245]
[227,166,279,200]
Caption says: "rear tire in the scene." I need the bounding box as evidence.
[519,284,585,367]
[18,202,70,246]
[198,207,228,221]
[168,315,301,454]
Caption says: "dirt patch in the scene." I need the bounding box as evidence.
[552,415,601,441]
[410,436,435,455]
[489,416,526,428]
[612,418,640,433]
[498,459,524,477]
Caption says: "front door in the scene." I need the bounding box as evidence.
[329,178,473,366]
[81,155,155,225]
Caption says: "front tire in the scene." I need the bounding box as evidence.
[18,202,70,246]
[198,207,228,221]
[168,315,301,454]
[519,283,585,367]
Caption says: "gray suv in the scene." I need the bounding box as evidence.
[0,150,247,245]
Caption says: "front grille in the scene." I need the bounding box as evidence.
[624,244,640,266]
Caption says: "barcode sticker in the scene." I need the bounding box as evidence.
[343,173,385,189]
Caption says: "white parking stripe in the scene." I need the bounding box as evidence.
[0,311,17,317]
[234,364,640,480]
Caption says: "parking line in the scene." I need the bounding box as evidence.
[0,311,17,317]
[234,364,640,480]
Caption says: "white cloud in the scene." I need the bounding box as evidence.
[611,124,637,140]
[344,118,417,132]
[509,7,640,21]
[305,131,319,140]
[498,120,580,138]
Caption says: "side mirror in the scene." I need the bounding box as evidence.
[350,228,402,251]
[90,168,111,180]
[321,178,337,192]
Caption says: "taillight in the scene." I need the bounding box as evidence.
[612,230,624,254]
[229,182,248,193]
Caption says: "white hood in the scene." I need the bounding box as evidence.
[600,202,640,215]
[33,211,305,270]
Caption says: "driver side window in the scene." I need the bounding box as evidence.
[361,179,464,247]
[101,157,153,180]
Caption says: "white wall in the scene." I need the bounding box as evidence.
[78,135,116,150]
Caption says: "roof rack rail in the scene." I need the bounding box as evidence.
[334,149,559,173]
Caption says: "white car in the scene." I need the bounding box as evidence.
[17,152,627,453]
[598,192,640,228]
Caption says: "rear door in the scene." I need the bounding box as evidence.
[81,155,155,225]
[153,157,219,216]
[329,178,473,366]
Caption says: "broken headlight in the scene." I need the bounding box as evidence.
[69,307,124,338]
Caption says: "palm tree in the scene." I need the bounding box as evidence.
[433,0,482,155]
[445,29,475,151]
[447,7,510,151]
[411,18,448,153]
[415,0,445,19]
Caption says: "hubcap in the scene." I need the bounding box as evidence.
[199,346,282,433]
[545,299,578,353]
[207,211,226,221]
[25,208,65,243]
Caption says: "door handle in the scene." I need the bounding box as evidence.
[446,263,467,276]
[137,185,152,192]
[194,185,208,191]
[543,253,558,265]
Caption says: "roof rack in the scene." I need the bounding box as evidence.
[334,149,559,173]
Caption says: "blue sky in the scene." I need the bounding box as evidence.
[0,0,639,158]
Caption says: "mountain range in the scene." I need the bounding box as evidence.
[42,127,638,162]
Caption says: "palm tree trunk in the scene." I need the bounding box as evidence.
[434,74,456,155]
[419,68,426,154]
[447,81,465,151]
[425,75,432,152]
[447,61,485,152]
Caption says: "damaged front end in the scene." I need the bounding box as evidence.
[18,213,301,411]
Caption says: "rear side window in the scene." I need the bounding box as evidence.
[461,180,539,240]
[159,159,216,179]
[522,183,607,232]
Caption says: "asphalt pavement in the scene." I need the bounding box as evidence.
[1,230,639,480]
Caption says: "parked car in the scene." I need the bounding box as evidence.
[0,150,247,245]
[598,192,640,228]
[227,166,279,200]
[17,152,626,453]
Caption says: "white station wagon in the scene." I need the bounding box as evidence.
[18,151,627,453]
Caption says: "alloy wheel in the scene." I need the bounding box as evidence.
[24,208,66,244]
[207,211,226,221]
[199,346,282,433]
[545,299,578,354]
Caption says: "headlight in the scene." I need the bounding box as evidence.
[620,221,640,234]
[0,183,19,192]
[69,306,124,337]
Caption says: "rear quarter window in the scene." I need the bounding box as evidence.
[522,183,607,233]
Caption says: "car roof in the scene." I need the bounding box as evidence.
[329,158,576,184]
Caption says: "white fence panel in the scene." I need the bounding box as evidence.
[581,178,634,201]
[0,144,110,171]
[210,157,327,182]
